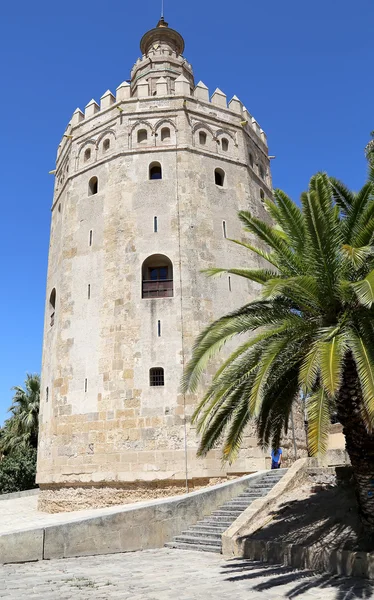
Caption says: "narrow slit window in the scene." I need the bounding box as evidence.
[199,131,207,146]
[228,276,232,292]
[49,288,56,327]
[259,164,265,180]
[260,189,265,202]
[154,216,158,233]
[84,148,91,162]
[89,230,93,246]
[88,284,91,299]
[249,153,254,167]
[103,139,110,152]
[84,378,88,392]
[223,220,227,238]
[46,387,49,403]
[150,367,164,387]
[158,320,161,337]
[222,138,229,152]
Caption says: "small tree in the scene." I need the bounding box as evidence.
[182,167,374,529]
[0,447,37,494]
[0,374,40,453]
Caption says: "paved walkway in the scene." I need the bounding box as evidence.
[0,549,372,599]
[0,493,155,535]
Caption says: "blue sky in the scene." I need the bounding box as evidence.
[0,0,372,424]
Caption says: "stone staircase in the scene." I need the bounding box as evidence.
[165,469,287,554]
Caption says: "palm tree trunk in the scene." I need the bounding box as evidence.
[336,354,374,529]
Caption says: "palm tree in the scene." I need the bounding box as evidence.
[0,374,40,453]
[182,170,374,529]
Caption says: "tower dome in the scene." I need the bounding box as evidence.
[131,18,194,96]
[140,17,185,56]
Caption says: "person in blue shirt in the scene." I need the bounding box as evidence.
[271,447,282,469]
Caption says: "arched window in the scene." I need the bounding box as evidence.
[221,138,229,152]
[103,139,110,152]
[49,288,56,327]
[142,254,173,298]
[199,131,207,145]
[138,129,148,144]
[88,176,98,196]
[260,189,265,201]
[161,127,171,141]
[150,367,164,387]
[149,162,162,180]
[249,153,254,168]
[84,148,91,162]
[215,168,225,187]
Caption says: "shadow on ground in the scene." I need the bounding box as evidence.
[250,485,374,552]
[221,559,374,600]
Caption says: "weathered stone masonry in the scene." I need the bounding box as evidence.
[37,17,307,512]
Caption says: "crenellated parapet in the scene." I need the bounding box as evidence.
[55,77,268,169]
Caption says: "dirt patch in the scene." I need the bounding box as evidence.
[251,470,374,552]
[38,476,238,513]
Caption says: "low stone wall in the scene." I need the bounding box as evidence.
[240,539,374,580]
[0,488,39,502]
[0,470,267,564]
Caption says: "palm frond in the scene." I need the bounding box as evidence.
[306,388,331,455]
[351,270,374,308]
[349,331,374,429]
[319,331,347,396]
[202,267,278,284]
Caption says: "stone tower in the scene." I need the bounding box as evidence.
[37,18,288,512]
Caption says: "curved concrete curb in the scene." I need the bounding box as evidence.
[0,470,268,564]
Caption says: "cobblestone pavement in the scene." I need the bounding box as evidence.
[0,549,373,599]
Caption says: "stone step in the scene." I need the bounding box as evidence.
[174,534,222,547]
[221,503,252,511]
[211,510,243,518]
[197,518,233,527]
[165,541,221,554]
[179,529,222,541]
[188,525,228,534]
[165,469,288,554]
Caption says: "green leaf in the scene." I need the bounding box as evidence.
[299,342,320,392]
[349,332,374,428]
[306,388,331,456]
[202,267,278,284]
[319,332,346,396]
[352,270,374,308]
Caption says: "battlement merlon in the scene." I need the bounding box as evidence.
[56,79,268,164]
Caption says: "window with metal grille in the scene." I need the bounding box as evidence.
[150,367,164,387]
[142,254,173,298]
